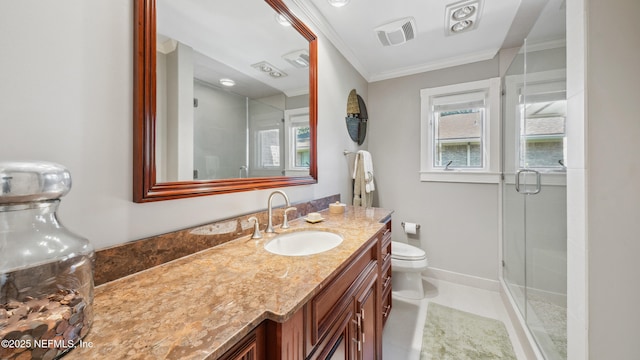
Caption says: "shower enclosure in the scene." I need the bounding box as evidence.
[502,1,567,358]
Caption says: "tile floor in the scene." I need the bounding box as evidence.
[382,277,529,360]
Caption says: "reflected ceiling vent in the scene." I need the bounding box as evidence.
[282,49,310,68]
[375,17,416,47]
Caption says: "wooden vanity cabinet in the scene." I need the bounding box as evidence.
[220,219,392,360]
[380,222,393,327]
[308,261,379,360]
[305,219,391,360]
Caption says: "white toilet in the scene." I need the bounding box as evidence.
[391,241,428,299]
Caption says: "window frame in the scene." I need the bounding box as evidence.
[504,69,567,187]
[283,107,310,176]
[420,78,501,183]
[253,126,282,170]
[517,81,567,171]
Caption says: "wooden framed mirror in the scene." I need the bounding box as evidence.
[134,0,317,202]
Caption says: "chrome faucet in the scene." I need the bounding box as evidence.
[266,190,291,233]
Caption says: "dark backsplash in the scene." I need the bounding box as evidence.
[94,194,340,285]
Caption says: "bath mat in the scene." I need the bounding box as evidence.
[420,302,517,360]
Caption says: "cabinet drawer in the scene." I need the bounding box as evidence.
[381,227,391,247]
[382,286,392,328]
[380,223,392,265]
[307,238,377,346]
[381,260,392,296]
[381,239,391,266]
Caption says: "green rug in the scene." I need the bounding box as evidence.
[421,303,517,360]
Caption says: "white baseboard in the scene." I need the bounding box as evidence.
[423,267,501,292]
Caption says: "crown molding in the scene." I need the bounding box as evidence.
[287,0,371,80]
[285,1,506,83]
[369,49,499,82]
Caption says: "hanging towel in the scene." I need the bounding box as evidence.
[352,151,374,207]
[352,150,375,192]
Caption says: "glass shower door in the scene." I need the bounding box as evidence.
[519,77,568,360]
[503,9,568,356]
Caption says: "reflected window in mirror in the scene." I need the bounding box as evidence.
[284,107,310,176]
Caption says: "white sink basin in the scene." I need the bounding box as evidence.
[264,230,343,256]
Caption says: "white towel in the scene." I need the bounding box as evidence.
[352,150,375,193]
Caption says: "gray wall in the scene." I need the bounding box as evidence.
[582,0,640,358]
[367,58,501,280]
[0,0,367,250]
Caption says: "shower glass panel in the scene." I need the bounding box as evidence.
[248,98,285,177]
[503,48,527,318]
[192,86,285,179]
[502,1,567,358]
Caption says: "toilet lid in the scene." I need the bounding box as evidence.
[392,241,427,261]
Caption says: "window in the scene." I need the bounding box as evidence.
[283,108,310,175]
[434,105,484,169]
[504,69,566,182]
[519,92,566,170]
[292,125,310,168]
[420,78,501,183]
[257,128,280,167]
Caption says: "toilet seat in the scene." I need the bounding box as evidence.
[391,241,427,261]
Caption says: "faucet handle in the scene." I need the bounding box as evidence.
[282,207,297,229]
[248,216,262,239]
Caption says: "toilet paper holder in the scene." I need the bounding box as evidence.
[401,222,421,230]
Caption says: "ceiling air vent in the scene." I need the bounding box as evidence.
[375,17,416,47]
[282,49,310,68]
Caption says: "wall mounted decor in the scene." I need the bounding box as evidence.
[345,89,368,145]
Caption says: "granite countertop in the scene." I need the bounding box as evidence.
[65,206,392,359]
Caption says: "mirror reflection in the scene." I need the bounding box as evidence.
[155,0,310,182]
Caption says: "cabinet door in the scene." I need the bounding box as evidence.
[311,303,355,360]
[355,266,379,360]
[219,322,266,360]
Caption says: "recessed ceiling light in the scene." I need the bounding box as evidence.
[275,14,291,26]
[219,78,235,87]
[452,5,476,21]
[328,0,350,8]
